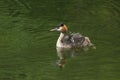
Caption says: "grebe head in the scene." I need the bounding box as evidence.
[50,23,68,33]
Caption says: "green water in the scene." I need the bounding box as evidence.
[0,0,120,80]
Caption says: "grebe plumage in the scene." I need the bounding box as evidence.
[50,23,95,49]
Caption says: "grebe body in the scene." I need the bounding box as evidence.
[50,23,95,49]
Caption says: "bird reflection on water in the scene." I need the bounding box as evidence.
[56,47,89,68]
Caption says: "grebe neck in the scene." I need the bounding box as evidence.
[56,32,65,48]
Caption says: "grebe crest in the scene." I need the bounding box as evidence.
[58,23,68,33]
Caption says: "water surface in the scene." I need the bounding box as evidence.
[0,0,120,80]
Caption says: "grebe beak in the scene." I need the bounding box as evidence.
[50,28,58,31]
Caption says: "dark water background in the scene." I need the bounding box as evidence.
[0,0,120,80]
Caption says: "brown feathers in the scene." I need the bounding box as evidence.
[61,24,68,33]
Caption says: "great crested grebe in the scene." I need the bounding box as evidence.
[50,23,95,49]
